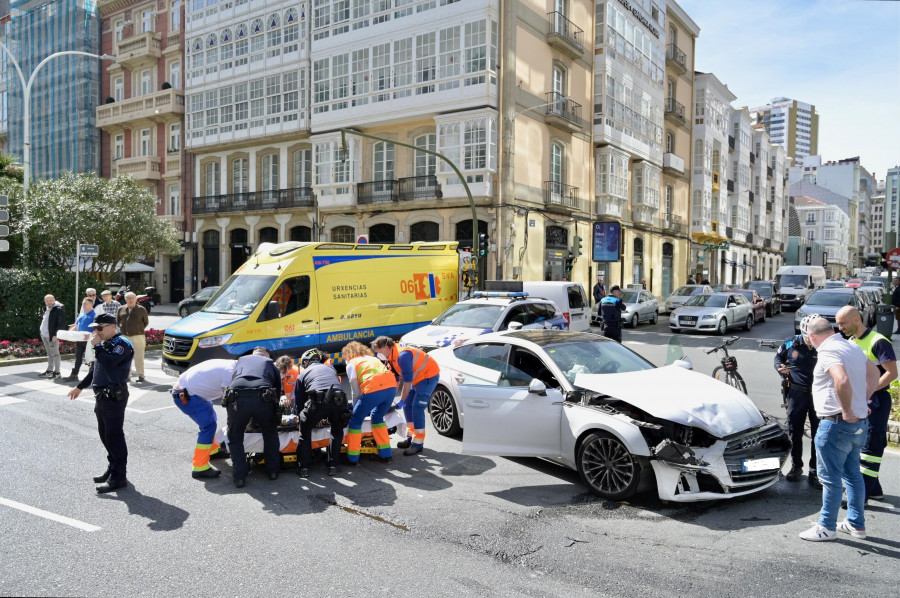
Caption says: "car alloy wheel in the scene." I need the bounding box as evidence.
[651,311,658,324]
[428,385,461,437]
[744,315,754,331]
[717,318,727,335]
[179,306,190,317]
[631,314,639,328]
[577,432,641,500]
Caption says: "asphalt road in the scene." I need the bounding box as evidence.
[1,309,897,597]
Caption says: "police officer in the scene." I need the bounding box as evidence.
[600,285,627,343]
[774,313,821,487]
[291,349,347,478]
[66,313,134,494]
[171,359,237,480]
[223,347,282,488]
[836,305,897,503]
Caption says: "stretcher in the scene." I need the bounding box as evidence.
[223,409,407,466]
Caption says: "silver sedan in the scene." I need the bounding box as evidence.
[591,289,659,327]
[669,292,755,335]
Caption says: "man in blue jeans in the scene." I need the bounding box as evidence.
[800,317,880,542]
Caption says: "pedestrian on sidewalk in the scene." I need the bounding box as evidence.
[86,288,101,308]
[799,317,878,542]
[117,292,149,383]
[39,294,66,379]
[98,290,121,316]
[65,297,96,381]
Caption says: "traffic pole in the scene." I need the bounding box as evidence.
[75,241,80,315]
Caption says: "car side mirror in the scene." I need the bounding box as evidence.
[728,302,737,308]
[507,321,524,331]
[264,300,280,320]
[528,378,547,396]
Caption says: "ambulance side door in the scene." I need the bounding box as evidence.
[259,275,318,351]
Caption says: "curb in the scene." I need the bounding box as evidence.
[0,345,163,368]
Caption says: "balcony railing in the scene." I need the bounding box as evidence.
[192,188,314,214]
[96,88,185,129]
[666,43,687,72]
[662,152,684,175]
[659,213,685,234]
[545,91,583,130]
[664,97,686,125]
[357,180,398,204]
[116,31,162,68]
[543,181,580,210]
[398,176,442,201]
[546,11,584,58]
[163,152,181,179]
[115,156,160,180]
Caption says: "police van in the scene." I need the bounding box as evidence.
[162,242,460,375]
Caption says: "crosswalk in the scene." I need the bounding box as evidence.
[0,357,178,414]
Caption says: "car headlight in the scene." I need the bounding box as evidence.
[198,334,232,348]
[701,315,716,320]
[796,309,807,318]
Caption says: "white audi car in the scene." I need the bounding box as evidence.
[428,330,790,502]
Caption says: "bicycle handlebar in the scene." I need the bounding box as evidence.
[758,339,781,349]
[705,336,740,354]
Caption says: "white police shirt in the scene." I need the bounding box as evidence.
[177,359,237,402]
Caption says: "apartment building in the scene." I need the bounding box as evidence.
[792,194,850,278]
[883,166,900,249]
[870,179,884,257]
[788,180,856,276]
[750,96,818,162]
[5,0,101,178]
[96,0,186,303]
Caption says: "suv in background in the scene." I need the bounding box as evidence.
[400,292,568,351]
[744,280,782,316]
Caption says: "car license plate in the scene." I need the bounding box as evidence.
[742,457,780,472]
[161,363,180,377]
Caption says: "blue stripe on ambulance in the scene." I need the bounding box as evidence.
[313,254,412,270]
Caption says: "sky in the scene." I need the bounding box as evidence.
[678,0,900,181]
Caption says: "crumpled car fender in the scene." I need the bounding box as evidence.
[561,405,652,467]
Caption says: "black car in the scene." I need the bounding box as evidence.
[177,286,220,317]
[744,280,782,317]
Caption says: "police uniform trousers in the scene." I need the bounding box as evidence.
[94,385,129,482]
[226,392,280,481]
[298,400,345,468]
[786,385,818,473]
[603,324,622,343]
[861,388,891,499]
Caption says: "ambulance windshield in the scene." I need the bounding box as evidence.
[203,275,278,315]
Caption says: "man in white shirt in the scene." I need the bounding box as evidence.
[800,317,879,542]
[171,359,237,479]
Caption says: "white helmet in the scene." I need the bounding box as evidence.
[799,313,821,337]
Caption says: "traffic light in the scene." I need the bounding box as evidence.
[572,235,583,258]
[478,232,489,256]
[565,255,574,273]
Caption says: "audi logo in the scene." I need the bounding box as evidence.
[738,436,762,450]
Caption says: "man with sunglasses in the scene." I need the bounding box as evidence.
[66,313,135,494]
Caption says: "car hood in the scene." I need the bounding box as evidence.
[672,306,724,317]
[401,325,493,348]
[165,310,246,338]
[798,305,841,317]
[574,365,764,437]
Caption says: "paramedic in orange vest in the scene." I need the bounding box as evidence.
[342,341,397,465]
[372,336,440,456]
[275,355,300,411]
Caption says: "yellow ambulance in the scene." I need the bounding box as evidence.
[162,241,460,375]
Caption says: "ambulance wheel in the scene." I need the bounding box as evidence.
[429,385,461,437]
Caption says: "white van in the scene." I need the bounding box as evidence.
[484,281,591,332]
[775,265,826,310]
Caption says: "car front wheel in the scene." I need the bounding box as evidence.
[717,318,727,335]
[577,432,641,500]
[651,311,658,324]
[428,385,461,437]
[179,306,190,317]
[744,314,754,331]
[630,313,639,328]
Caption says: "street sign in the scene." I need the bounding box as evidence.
[885,247,900,269]
[80,244,99,257]
[356,235,368,244]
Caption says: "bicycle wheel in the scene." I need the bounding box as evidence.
[712,366,727,384]
[727,371,747,394]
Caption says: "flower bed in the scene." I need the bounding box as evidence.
[0,329,165,360]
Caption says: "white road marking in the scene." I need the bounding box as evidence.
[0,497,101,532]
[0,395,26,406]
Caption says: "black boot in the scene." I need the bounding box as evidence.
[93,467,111,483]
[397,437,412,449]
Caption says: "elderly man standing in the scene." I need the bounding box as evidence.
[800,317,879,542]
[836,305,897,504]
[98,290,121,316]
[86,287,101,308]
[117,292,149,383]
[39,294,66,379]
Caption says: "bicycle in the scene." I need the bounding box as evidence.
[706,335,747,393]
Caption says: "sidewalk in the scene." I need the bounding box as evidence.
[153,303,178,316]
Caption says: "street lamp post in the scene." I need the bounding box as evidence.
[0,42,115,258]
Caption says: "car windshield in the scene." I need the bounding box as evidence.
[543,339,655,384]
[778,274,809,287]
[672,286,704,297]
[202,275,277,314]
[432,303,503,328]
[806,291,854,307]
[684,294,727,307]
[747,282,772,297]
[733,290,753,300]
[621,290,640,303]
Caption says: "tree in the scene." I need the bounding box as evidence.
[15,172,181,279]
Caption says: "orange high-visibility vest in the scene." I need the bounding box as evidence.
[350,355,396,394]
[391,346,440,385]
[281,364,299,397]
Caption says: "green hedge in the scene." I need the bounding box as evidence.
[0,268,102,341]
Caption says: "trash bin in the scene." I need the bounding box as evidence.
[875,304,894,338]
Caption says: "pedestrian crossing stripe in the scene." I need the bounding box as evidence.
[0,395,26,406]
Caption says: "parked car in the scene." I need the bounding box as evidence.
[428,329,790,502]
[825,280,846,289]
[794,289,862,334]
[845,278,863,288]
[177,285,220,317]
[859,280,886,295]
[730,289,767,323]
[669,292,755,335]
[400,292,567,351]
[663,284,714,313]
[744,280,782,316]
[591,289,659,328]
